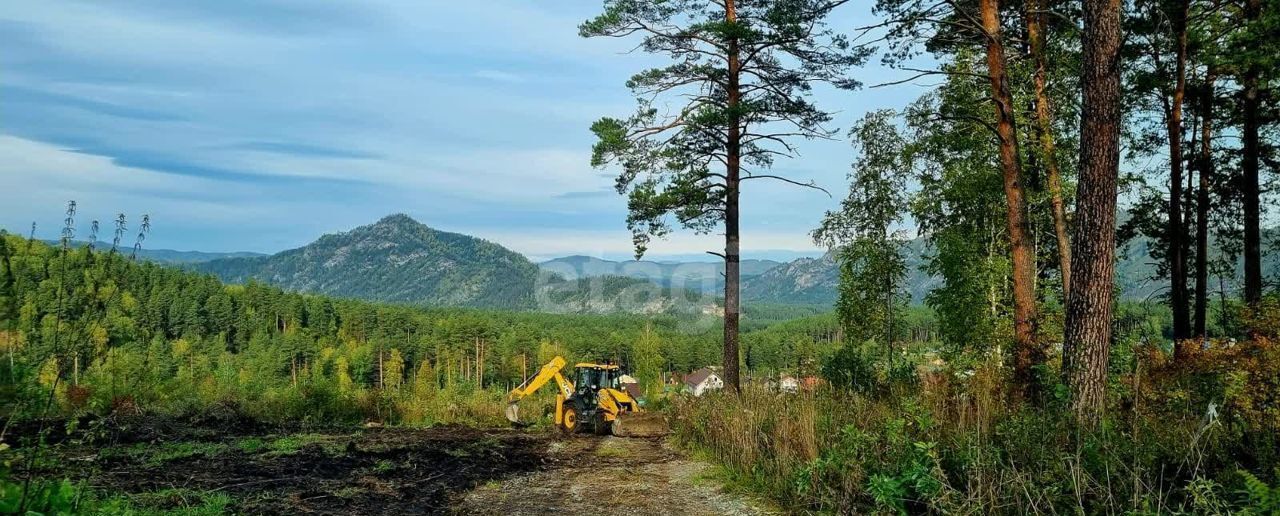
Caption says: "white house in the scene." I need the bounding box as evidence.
[778,375,799,394]
[683,367,724,396]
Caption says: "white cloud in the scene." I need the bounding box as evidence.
[469,227,822,262]
[473,70,525,83]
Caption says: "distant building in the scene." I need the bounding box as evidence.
[799,376,824,391]
[619,374,643,399]
[779,375,799,393]
[683,367,724,396]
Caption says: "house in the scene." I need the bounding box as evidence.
[779,375,799,393]
[683,367,724,396]
[799,376,824,391]
[619,374,643,399]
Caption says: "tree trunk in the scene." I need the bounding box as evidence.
[980,0,1041,398]
[1027,0,1073,298]
[722,0,742,392]
[1242,0,1262,307]
[1168,0,1192,352]
[1065,0,1123,428]
[1194,71,1214,339]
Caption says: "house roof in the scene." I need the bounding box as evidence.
[684,367,718,388]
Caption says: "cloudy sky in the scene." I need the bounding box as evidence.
[0,1,924,261]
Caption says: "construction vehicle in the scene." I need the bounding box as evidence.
[506,356,669,437]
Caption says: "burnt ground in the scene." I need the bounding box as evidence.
[9,419,549,514]
[6,415,771,514]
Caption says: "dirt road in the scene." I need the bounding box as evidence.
[453,435,773,516]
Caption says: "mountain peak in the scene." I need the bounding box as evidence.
[199,214,538,308]
[374,213,421,228]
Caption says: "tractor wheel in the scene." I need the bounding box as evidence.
[560,403,580,434]
[593,412,611,436]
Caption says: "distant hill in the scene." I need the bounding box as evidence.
[540,255,781,293]
[537,275,718,315]
[194,215,718,314]
[741,252,839,305]
[735,246,946,305]
[45,240,265,264]
[68,212,1266,312]
[197,214,539,309]
[739,236,1185,306]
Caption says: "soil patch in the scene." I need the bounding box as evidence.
[16,424,552,514]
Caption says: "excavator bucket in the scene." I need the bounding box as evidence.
[611,411,669,437]
[505,402,530,427]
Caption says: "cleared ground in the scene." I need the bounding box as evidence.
[8,414,771,514]
[453,435,773,516]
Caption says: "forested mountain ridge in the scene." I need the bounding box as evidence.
[46,240,266,264]
[739,235,1274,306]
[540,255,781,293]
[192,215,718,314]
[197,214,539,309]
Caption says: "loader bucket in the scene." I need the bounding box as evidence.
[611,411,669,437]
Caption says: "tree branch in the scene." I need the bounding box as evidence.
[741,174,832,196]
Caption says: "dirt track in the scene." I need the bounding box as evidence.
[453,435,773,516]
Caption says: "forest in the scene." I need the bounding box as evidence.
[3,0,1280,513]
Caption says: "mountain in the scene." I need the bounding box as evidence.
[197,214,539,309]
[741,252,839,305]
[194,215,718,315]
[539,255,781,293]
[45,240,265,264]
[537,275,719,315]
[739,241,938,305]
[739,237,1190,306]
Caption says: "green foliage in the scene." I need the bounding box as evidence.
[96,487,233,515]
[672,350,1280,514]
[1239,468,1280,515]
[582,0,868,257]
[0,232,730,426]
[815,110,912,349]
[0,477,81,515]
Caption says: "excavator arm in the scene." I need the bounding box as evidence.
[505,356,574,424]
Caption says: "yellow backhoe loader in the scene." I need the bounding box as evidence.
[506,356,669,437]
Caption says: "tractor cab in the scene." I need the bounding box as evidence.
[569,362,624,429]
[573,362,621,394]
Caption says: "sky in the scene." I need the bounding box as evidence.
[0,1,925,262]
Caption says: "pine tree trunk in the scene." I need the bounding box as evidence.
[1168,0,1192,352]
[1242,0,1262,307]
[981,0,1041,398]
[1195,72,1214,339]
[1065,0,1123,428]
[1027,0,1073,298]
[722,0,742,392]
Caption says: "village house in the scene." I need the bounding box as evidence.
[682,367,724,397]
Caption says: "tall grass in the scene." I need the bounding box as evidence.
[671,341,1280,514]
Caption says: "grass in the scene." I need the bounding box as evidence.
[594,441,631,458]
[96,487,232,515]
[265,433,346,456]
[669,343,1280,515]
[234,437,265,454]
[100,442,231,466]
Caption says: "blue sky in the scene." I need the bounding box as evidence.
[0,1,924,261]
